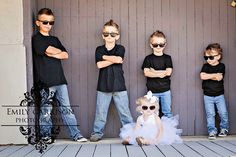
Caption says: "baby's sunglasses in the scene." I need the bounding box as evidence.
[38,20,55,25]
[204,54,219,60]
[152,43,166,48]
[142,105,156,110]
[102,32,119,38]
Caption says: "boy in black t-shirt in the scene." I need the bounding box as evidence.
[90,20,133,142]
[32,8,87,143]
[200,43,229,140]
[142,30,173,118]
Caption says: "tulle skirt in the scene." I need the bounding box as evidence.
[119,115,182,145]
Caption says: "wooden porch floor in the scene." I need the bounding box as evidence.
[1,136,236,157]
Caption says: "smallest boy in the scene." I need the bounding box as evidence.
[142,30,173,118]
[200,43,229,140]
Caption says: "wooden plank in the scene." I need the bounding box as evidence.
[87,0,97,138]
[199,141,235,157]
[126,145,146,157]
[185,141,221,157]
[76,144,96,157]
[227,0,236,134]
[0,146,9,152]
[93,144,110,157]
[8,145,35,157]
[228,140,236,146]
[194,0,207,135]
[41,144,67,157]
[211,0,220,41]
[0,146,24,157]
[136,0,146,98]
[169,0,179,117]
[213,140,236,153]
[172,143,202,157]
[128,0,138,117]
[142,145,165,157]
[111,144,128,157]
[178,0,188,136]
[186,0,196,136]
[58,144,81,157]
[25,145,53,157]
[157,145,183,157]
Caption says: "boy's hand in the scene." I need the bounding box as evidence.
[215,73,223,81]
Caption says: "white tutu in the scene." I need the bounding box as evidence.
[119,114,182,145]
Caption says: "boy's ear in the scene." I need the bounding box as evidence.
[35,20,40,27]
[115,34,120,40]
[150,43,153,48]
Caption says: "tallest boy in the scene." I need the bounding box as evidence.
[32,8,87,142]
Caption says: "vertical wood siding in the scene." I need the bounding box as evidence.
[27,0,236,137]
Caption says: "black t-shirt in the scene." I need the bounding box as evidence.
[201,63,225,96]
[95,44,126,92]
[142,53,173,93]
[32,32,67,88]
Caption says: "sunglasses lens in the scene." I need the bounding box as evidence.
[150,106,156,110]
[49,21,54,25]
[209,56,214,60]
[142,106,148,110]
[103,33,109,37]
[41,21,54,25]
[110,33,117,37]
[152,43,165,48]
[204,56,208,60]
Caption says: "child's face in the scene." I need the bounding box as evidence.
[150,37,166,53]
[204,50,221,66]
[141,101,157,116]
[102,26,120,43]
[36,14,55,34]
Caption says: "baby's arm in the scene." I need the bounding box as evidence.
[134,116,142,131]
[200,72,223,81]
[144,68,172,78]
[155,115,163,143]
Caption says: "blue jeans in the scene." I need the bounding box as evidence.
[153,90,173,118]
[92,91,133,137]
[40,84,83,140]
[204,95,229,134]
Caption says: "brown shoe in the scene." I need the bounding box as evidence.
[136,137,144,146]
[122,140,130,145]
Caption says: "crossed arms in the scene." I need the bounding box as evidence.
[144,68,172,78]
[200,72,223,81]
[45,46,68,59]
[97,55,123,69]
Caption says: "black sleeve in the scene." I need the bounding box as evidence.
[142,56,151,70]
[220,63,225,76]
[165,55,173,68]
[115,45,125,59]
[56,37,67,52]
[32,36,48,56]
[95,47,104,63]
[201,64,207,73]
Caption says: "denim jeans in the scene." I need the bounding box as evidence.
[152,90,173,118]
[40,84,83,140]
[91,91,133,137]
[204,94,229,134]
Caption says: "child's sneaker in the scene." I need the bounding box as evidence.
[208,132,216,140]
[76,137,88,142]
[218,129,228,137]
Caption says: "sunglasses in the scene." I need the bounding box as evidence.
[142,105,156,110]
[152,43,166,48]
[102,32,119,38]
[38,20,55,25]
[204,55,218,60]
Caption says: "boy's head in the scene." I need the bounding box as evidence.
[149,30,167,53]
[204,43,222,65]
[102,19,120,43]
[36,8,55,34]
